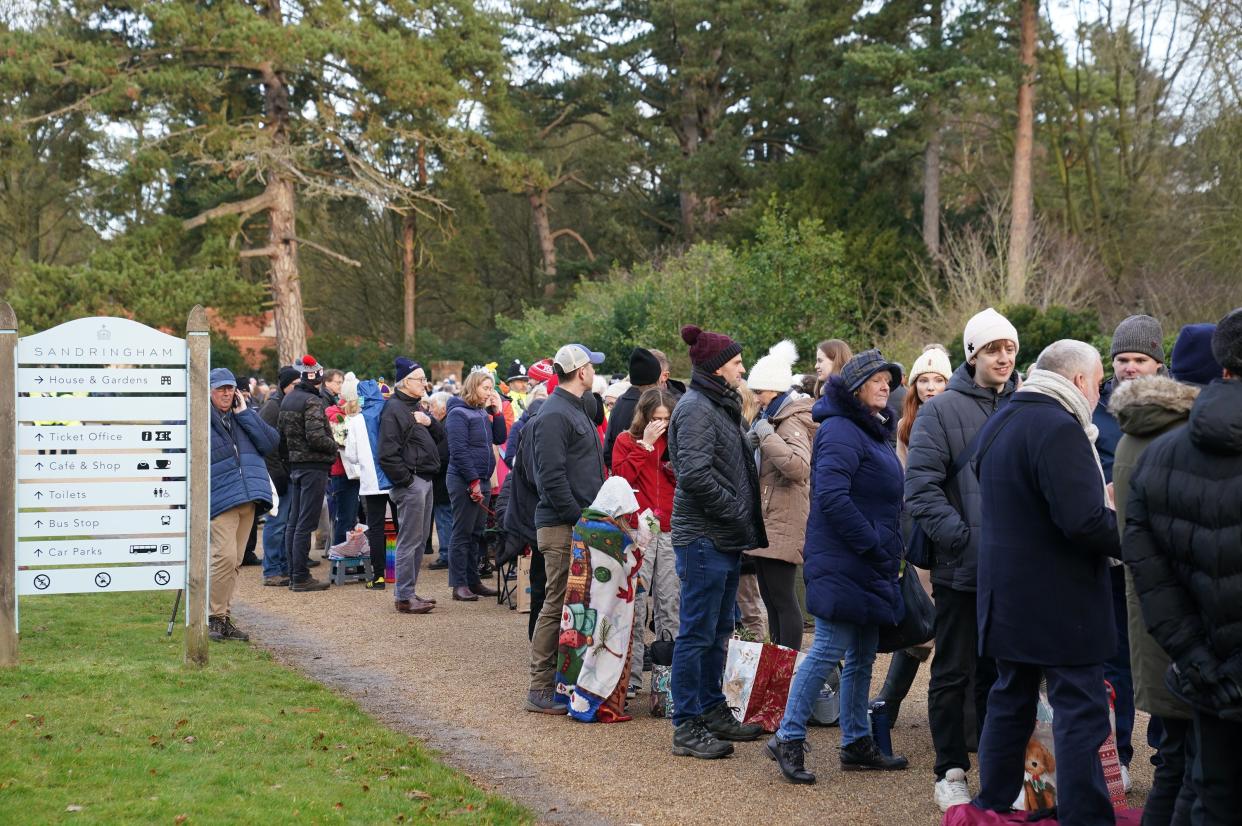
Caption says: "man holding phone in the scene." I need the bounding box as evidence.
[208,368,280,641]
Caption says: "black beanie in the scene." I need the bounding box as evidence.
[629,347,661,386]
[1211,308,1242,374]
[277,366,300,389]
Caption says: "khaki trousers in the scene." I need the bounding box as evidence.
[210,503,255,618]
[529,524,573,692]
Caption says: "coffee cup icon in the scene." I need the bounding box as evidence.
[155,460,171,470]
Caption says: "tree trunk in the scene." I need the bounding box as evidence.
[267,175,306,364]
[402,211,416,346]
[923,104,942,259]
[678,106,701,241]
[259,1,308,364]
[529,189,556,282]
[1007,0,1038,305]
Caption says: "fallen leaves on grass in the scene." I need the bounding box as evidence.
[405,789,430,800]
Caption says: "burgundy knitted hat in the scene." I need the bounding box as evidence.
[681,325,742,372]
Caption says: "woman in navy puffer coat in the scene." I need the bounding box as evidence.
[769,350,908,784]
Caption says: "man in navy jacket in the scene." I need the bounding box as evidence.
[971,340,1121,826]
[209,367,280,641]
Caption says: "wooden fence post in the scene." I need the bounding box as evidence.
[0,302,18,667]
[185,306,209,666]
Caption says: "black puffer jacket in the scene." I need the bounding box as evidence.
[668,370,767,554]
[503,398,545,554]
[904,362,1017,591]
[530,388,606,528]
[377,390,442,487]
[259,388,289,493]
[1126,380,1242,698]
[278,381,338,469]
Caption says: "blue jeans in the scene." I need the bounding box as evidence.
[778,617,878,745]
[328,476,361,546]
[446,475,488,588]
[671,538,740,726]
[433,502,453,564]
[261,489,292,578]
[975,660,1113,826]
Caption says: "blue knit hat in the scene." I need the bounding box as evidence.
[1170,324,1221,386]
[394,357,421,384]
[840,349,902,393]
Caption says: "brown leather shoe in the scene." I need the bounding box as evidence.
[452,586,478,602]
[414,594,437,605]
[471,582,498,598]
[395,599,433,614]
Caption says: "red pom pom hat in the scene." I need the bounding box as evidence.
[298,354,324,380]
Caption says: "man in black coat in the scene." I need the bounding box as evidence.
[971,340,1120,826]
[1126,309,1242,825]
[278,355,337,592]
[525,344,607,714]
[258,365,299,585]
[378,358,442,614]
[667,325,768,760]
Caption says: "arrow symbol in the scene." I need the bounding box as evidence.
[34,432,44,441]
[33,491,43,499]
[34,375,44,384]
[34,462,43,470]
[33,549,43,557]
[33,519,43,528]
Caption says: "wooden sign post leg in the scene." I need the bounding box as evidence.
[185,306,210,666]
[0,302,18,667]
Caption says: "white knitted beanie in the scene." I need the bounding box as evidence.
[908,346,953,383]
[747,340,799,392]
[963,308,1020,362]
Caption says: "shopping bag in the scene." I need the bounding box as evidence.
[1011,680,1126,813]
[516,553,532,613]
[942,804,1142,825]
[328,523,368,558]
[722,637,805,732]
[649,631,676,718]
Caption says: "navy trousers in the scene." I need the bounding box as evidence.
[974,659,1114,826]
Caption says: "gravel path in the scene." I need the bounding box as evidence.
[234,559,1155,826]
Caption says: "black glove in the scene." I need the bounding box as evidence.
[1175,651,1242,708]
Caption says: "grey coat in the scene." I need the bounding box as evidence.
[1111,375,1199,720]
[904,362,1018,592]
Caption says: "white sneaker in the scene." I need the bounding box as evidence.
[1121,764,1132,793]
[935,768,973,812]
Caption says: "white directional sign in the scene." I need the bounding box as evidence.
[17,367,186,393]
[20,424,187,449]
[17,317,186,365]
[17,565,185,596]
[18,453,187,479]
[18,508,186,538]
[18,481,186,508]
[17,395,186,423]
[18,537,187,567]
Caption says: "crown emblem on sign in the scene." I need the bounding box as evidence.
[97,323,112,341]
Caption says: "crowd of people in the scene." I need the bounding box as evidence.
[205,305,1242,825]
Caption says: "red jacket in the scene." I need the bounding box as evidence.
[611,430,675,532]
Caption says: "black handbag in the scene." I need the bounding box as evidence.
[877,568,935,654]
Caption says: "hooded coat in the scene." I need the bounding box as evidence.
[1109,375,1199,719]
[802,378,904,626]
[344,380,392,496]
[445,395,507,484]
[668,371,767,554]
[904,362,1018,591]
[1125,380,1242,707]
[210,406,280,519]
[747,393,816,566]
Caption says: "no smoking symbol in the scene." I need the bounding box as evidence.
[33,574,51,591]
[94,572,111,588]
[154,570,171,586]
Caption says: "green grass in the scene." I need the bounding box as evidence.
[0,592,532,825]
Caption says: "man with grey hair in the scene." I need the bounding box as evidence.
[967,339,1122,825]
[425,390,454,571]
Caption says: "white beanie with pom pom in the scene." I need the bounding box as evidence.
[747,340,799,392]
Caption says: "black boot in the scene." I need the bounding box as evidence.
[839,735,909,771]
[701,702,765,742]
[672,717,734,759]
[870,649,922,724]
[766,735,815,784]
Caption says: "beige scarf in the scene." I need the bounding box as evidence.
[1017,368,1111,519]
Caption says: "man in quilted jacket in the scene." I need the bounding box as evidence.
[278,355,337,592]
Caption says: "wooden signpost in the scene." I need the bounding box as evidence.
[0,304,210,668]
